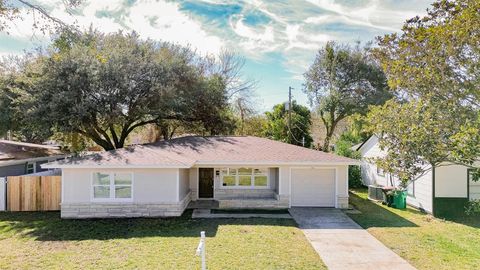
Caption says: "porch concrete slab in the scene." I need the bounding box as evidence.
[187,200,219,209]
[290,208,416,270]
[192,209,292,219]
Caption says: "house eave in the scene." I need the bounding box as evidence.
[41,164,193,169]
[193,161,360,166]
[43,159,360,169]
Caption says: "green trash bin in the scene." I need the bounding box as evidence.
[392,190,407,209]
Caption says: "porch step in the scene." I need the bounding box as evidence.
[187,200,219,209]
[218,198,286,209]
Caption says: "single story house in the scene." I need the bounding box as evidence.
[357,135,479,217]
[43,136,358,219]
[0,139,66,177]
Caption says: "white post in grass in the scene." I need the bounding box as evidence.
[196,231,206,270]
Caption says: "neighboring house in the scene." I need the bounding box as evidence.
[357,135,479,217]
[43,136,358,219]
[0,140,66,177]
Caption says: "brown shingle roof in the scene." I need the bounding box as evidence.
[0,140,65,165]
[44,136,358,168]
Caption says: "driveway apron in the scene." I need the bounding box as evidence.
[290,208,416,270]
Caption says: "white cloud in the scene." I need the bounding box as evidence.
[304,0,430,32]
[0,0,433,91]
[2,0,224,56]
[229,14,278,54]
[125,1,223,55]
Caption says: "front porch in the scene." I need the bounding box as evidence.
[191,166,290,209]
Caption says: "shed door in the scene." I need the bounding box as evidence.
[291,168,335,207]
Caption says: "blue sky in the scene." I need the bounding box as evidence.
[0,0,433,111]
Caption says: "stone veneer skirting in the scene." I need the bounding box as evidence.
[214,188,275,200]
[61,192,191,219]
[337,195,349,209]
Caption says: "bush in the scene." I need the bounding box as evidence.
[465,199,480,216]
[334,140,361,159]
[334,136,364,188]
[349,165,363,188]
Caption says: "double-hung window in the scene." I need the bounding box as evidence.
[92,172,133,201]
[221,168,268,188]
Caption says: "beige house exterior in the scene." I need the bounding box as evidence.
[44,136,357,219]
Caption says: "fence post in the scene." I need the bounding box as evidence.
[196,231,206,270]
[0,177,5,211]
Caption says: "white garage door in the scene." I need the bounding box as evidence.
[291,168,335,207]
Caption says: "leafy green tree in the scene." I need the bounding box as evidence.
[10,30,235,150]
[303,41,391,151]
[370,0,480,186]
[0,57,53,142]
[264,101,313,148]
[239,115,267,137]
[334,130,363,188]
[367,100,480,187]
[375,0,479,108]
[0,74,13,137]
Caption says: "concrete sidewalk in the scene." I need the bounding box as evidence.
[289,208,416,270]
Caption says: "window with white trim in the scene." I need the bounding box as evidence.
[221,168,268,188]
[92,172,133,201]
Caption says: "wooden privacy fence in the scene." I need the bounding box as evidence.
[7,175,61,211]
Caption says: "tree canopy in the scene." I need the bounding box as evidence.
[303,41,391,151]
[368,0,480,186]
[264,101,313,148]
[4,30,237,150]
[375,0,479,108]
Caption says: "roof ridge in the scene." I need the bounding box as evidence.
[139,144,195,166]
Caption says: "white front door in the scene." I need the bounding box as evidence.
[291,168,336,207]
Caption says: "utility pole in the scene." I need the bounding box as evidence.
[288,86,293,143]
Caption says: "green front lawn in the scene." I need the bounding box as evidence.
[0,210,325,270]
[347,189,480,270]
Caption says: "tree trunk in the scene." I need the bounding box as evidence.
[322,135,331,152]
[322,118,340,152]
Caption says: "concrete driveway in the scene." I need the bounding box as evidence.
[289,208,415,270]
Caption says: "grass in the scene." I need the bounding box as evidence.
[0,210,325,270]
[347,188,480,270]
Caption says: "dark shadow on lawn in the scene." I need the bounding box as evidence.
[440,214,480,229]
[0,210,297,241]
[347,192,418,229]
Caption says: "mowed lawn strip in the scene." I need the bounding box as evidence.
[347,189,480,270]
[0,210,325,270]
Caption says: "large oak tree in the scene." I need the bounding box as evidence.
[10,30,235,150]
